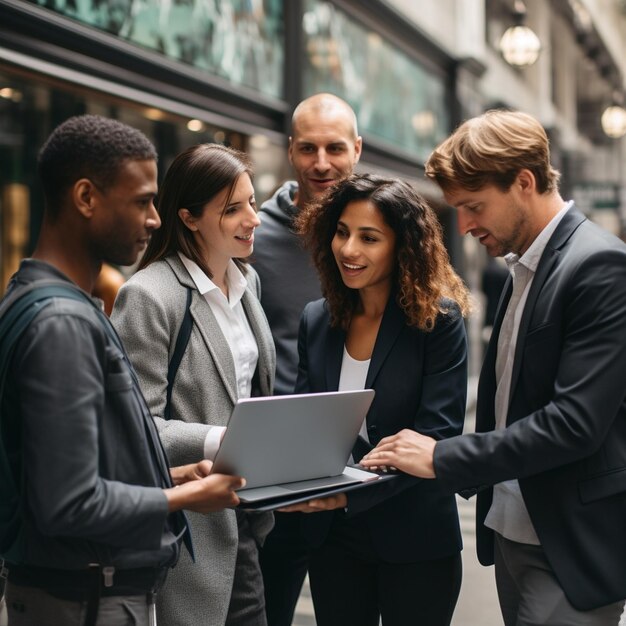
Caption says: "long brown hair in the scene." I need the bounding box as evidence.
[296,173,470,330]
[140,143,253,277]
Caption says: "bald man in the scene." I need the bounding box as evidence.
[254,93,362,626]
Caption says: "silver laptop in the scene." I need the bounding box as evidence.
[210,389,376,503]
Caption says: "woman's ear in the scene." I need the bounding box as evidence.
[178,208,198,231]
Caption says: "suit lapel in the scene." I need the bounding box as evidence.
[190,298,238,404]
[325,323,345,391]
[323,297,404,390]
[508,207,586,411]
[365,297,404,388]
[165,255,238,405]
[242,289,273,395]
[321,315,373,460]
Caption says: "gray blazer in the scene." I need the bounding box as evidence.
[112,255,275,626]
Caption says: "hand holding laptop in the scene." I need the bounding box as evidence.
[207,390,399,511]
[165,460,245,513]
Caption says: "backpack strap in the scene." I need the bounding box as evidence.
[164,287,193,420]
[0,283,92,399]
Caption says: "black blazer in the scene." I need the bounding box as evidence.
[295,295,468,562]
[435,206,626,610]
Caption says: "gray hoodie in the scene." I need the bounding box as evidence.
[253,181,321,395]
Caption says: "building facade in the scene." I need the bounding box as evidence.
[1,0,625,371]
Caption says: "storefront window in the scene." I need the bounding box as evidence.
[27,0,285,100]
[0,67,285,286]
[302,0,449,161]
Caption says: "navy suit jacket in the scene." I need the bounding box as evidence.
[435,206,626,610]
[295,295,468,562]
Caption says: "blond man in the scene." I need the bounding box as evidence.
[362,110,626,625]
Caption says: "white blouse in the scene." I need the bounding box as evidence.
[338,346,371,443]
[179,253,258,458]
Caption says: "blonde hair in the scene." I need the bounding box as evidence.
[425,110,560,194]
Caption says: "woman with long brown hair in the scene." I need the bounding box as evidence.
[111,144,275,626]
[288,173,470,626]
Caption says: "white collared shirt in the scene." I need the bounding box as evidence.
[484,201,572,545]
[178,253,259,459]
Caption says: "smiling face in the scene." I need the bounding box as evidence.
[289,109,362,208]
[445,183,534,257]
[331,199,396,295]
[90,158,160,266]
[179,172,260,272]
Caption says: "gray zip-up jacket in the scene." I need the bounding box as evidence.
[253,181,322,395]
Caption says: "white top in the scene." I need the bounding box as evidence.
[179,252,259,459]
[338,347,371,444]
[484,202,571,545]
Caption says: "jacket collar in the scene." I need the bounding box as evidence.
[507,205,585,396]
[164,254,273,403]
[324,295,405,390]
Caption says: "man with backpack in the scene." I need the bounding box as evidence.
[0,115,244,626]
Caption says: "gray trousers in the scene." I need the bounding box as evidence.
[494,533,625,626]
[5,582,153,626]
[225,510,267,626]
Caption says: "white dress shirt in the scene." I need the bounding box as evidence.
[484,202,571,545]
[179,253,259,459]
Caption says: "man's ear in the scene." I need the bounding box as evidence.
[73,178,97,218]
[516,169,536,195]
[353,136,363,164]
[178,208,198,231]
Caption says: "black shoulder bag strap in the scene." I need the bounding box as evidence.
[164,287,193,420]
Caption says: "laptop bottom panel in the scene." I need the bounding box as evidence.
[237,466,378,503]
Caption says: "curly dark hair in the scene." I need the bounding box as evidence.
[296,173,470,330]
[38,114,157,218]
[139,143,253,278]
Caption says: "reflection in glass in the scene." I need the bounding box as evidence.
[302,0,449,161]
[27,0,285,100]
[0,68,286,283]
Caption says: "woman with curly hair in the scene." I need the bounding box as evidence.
[286,173,470,626]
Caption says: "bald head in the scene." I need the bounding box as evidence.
[289,93,362,208]
[291,93,359,139]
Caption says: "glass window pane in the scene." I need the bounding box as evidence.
[27,0,285,100]
[302,0,450,161]
[0,67,286,285]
